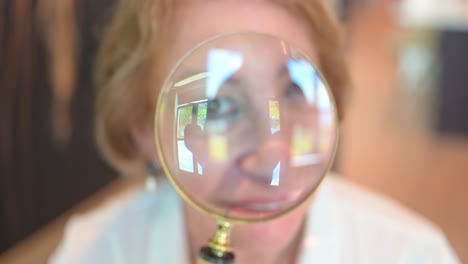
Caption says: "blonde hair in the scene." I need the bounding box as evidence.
[95,0,351,175]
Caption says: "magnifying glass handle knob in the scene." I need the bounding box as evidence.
[197,246,235,264]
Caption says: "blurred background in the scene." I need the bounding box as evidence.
[0,0,467,263]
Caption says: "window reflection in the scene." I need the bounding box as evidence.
[176,102,207,174]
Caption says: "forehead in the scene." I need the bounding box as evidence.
[170,0,318,64]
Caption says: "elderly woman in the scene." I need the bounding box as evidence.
[50,0,459,263]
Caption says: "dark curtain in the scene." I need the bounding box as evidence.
[436,30,468,136]
[0,0,117,253]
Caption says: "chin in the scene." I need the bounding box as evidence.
[231,205,308,250]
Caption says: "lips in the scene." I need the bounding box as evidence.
[245,201,285,211]
[215,201,287,217]
[212,190,304,218]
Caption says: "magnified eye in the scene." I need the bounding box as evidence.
[206,97,240,121]
[285,82,305,102]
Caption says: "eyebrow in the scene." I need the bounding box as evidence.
[221,63,289,83]
[276,64,289,79]
[222,75,241,86]
[175,62,289,88]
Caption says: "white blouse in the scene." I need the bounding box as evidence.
[50,175,460,264]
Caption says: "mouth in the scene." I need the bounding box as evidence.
[213,191,303,218]
[244,201,288,211]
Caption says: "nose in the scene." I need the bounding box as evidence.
[237,131,290,185]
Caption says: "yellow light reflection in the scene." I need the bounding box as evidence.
[209,134,228,161]
[292,126,314,156]
[269,100,280,133]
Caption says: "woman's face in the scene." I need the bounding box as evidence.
[156,0,333,253]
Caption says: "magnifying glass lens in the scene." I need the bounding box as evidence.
[155,32,338,222]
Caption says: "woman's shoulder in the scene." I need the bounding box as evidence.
[49,179,185,264]
[322,175,440,232]
[304,174,460,263]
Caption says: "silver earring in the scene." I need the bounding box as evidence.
[145,162,159,192]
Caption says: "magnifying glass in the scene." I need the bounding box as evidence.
[155,32,338,263]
